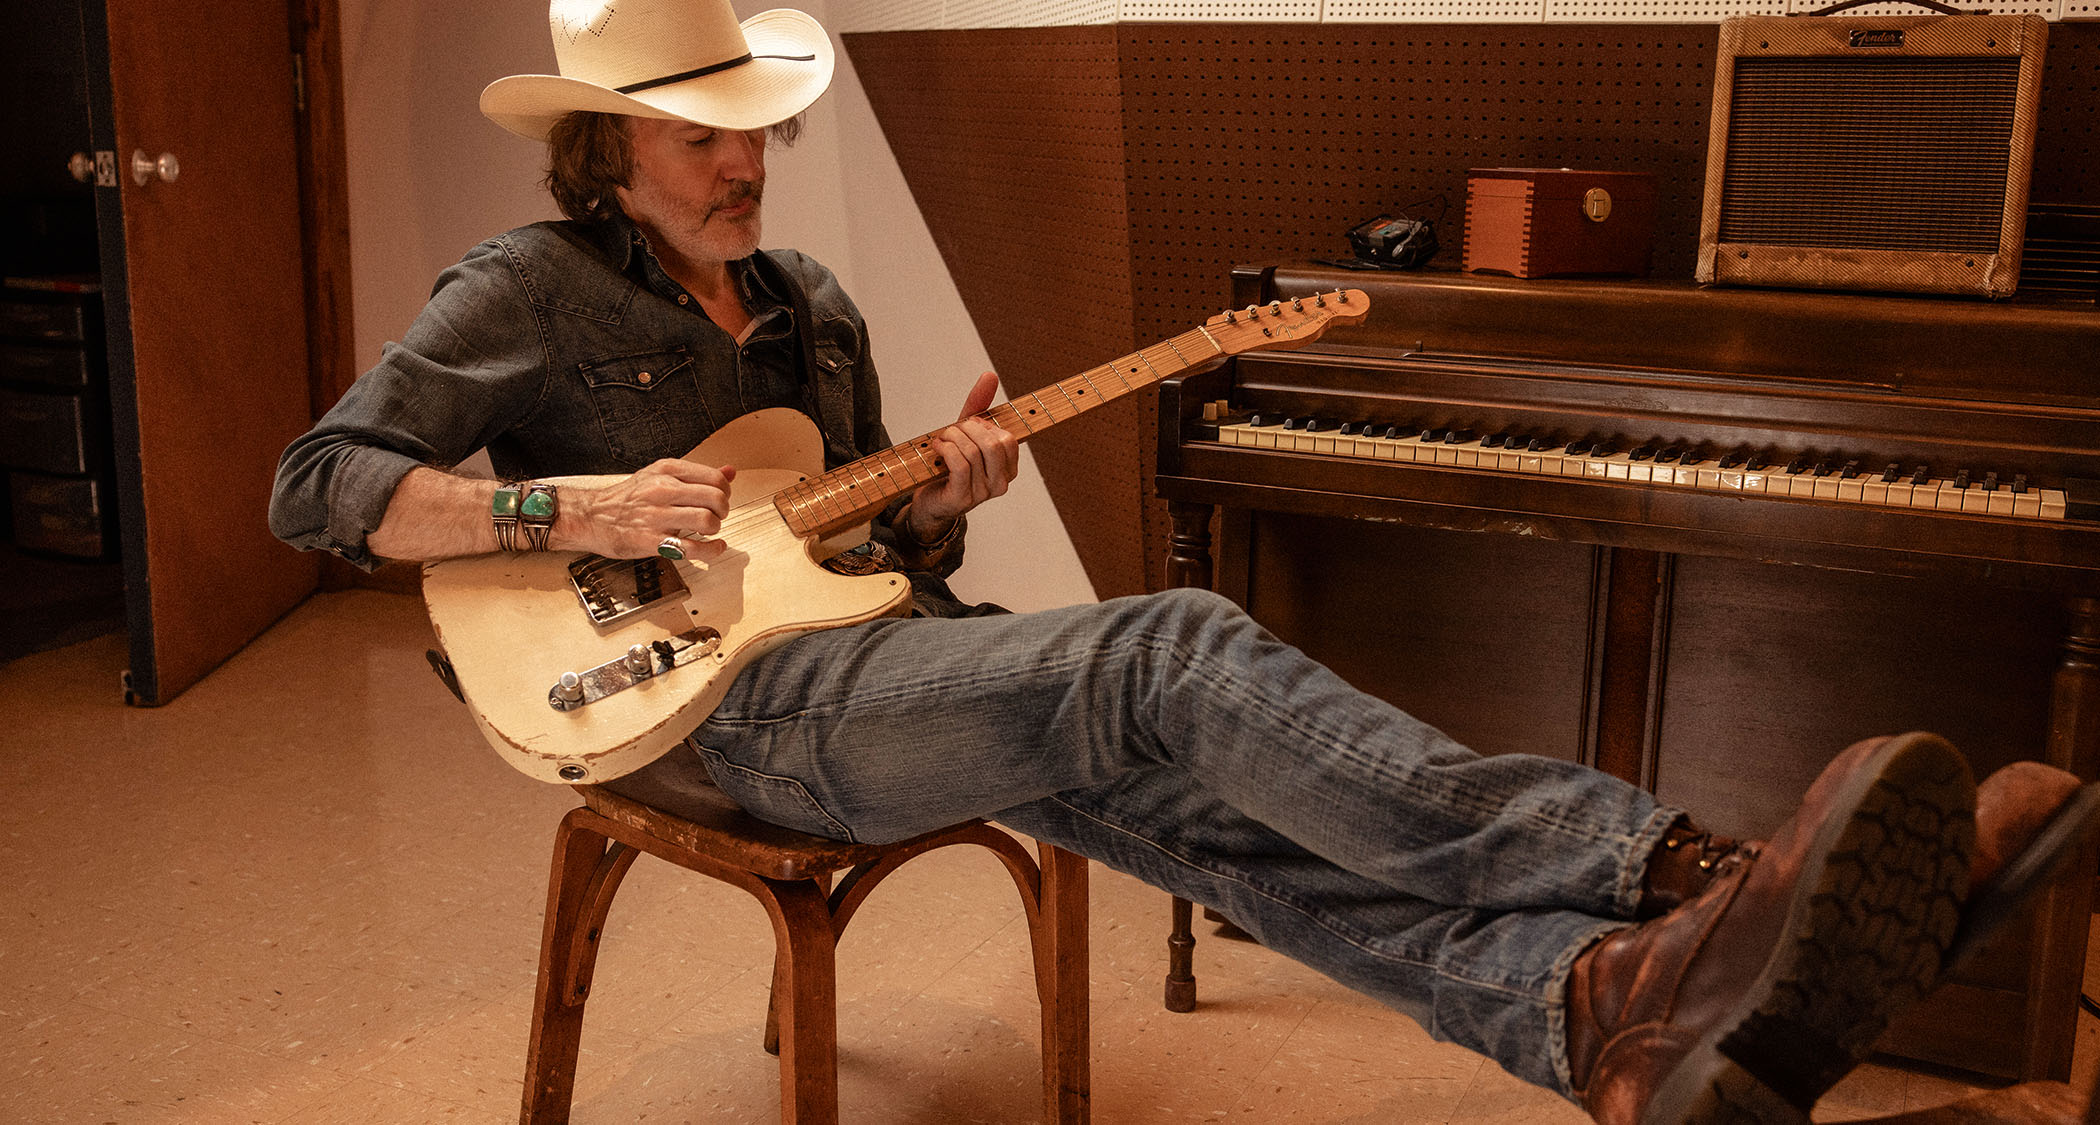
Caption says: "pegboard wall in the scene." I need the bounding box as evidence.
[832,0,2099,28]
[847,22,2100,597]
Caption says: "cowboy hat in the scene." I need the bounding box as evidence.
[481,1,834,142]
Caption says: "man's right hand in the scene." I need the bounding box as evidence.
[566,459,738,562]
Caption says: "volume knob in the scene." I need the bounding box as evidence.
[553,671,585,705]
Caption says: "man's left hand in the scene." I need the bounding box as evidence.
[909,371,1018,540]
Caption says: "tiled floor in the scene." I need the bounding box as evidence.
[2,588,2091,1123]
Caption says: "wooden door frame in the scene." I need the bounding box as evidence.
[290,0,355,415]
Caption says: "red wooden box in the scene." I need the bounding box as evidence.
[1463,168,1657,278]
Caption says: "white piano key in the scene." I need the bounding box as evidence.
[2042,489,2067,519]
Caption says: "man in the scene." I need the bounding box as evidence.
[270,3,2093,1121]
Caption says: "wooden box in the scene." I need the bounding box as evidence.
[1463,168,1657,278]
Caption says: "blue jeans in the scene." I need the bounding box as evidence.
[608,588,1679,1095]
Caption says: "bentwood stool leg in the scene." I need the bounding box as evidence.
[1038,843,1091,1122]
[756,874,842,1124]
[522,808,640,1124]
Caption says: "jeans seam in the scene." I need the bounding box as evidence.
[1175,637,1654,860]
[1038,792,1549,1006]
[690,739,857,842]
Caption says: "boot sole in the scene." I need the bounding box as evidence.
[1639,733,1976,1125]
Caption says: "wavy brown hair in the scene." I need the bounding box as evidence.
[543,111,805,223]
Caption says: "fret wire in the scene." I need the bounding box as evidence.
[1048,381,1081,417]
[1163,338,1190,365]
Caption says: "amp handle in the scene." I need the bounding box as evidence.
[1794,0,1987,16]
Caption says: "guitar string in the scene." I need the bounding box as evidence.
[648,298,1347,569]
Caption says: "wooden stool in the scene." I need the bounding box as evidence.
[521,783,1091,1124]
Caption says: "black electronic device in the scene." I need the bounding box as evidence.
[1346,213,1439,270]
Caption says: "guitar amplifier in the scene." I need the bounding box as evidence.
[1695,11,2048,299]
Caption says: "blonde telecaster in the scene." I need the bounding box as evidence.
[423,291,1369,783]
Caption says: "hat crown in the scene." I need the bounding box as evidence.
[547,0,751,92]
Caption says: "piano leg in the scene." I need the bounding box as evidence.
[1592,548,1673,789]
[2024,595,2100,1080]
[1164,500,1214,1013]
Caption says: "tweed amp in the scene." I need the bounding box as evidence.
[1695,4,2049,299]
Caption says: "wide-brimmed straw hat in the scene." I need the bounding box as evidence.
[481,1,834,142]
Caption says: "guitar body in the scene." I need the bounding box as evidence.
[423,409,913,784]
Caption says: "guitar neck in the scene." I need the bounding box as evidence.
[771,324,1228,538]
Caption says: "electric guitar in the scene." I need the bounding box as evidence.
[423,290,1369,783]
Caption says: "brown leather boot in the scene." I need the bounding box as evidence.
[1566,733,1977,1125]
[1636,819,1743,921]
[1945,759,2097,972]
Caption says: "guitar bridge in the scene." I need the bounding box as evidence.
[568,555,688,626]
[547,627,723,712]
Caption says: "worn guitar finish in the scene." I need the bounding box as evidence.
[424,291,1368,784]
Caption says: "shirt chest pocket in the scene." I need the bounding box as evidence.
[578,347,716,469]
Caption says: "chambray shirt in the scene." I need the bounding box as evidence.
[270,211,982,616]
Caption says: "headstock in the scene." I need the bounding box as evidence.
[1203,289,1370,356]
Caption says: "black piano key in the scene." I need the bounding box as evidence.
[1282,417,1306,430]
[1591,442,1619,458]
[1786,455,1811,475]
[1720,451,1746,469]
[1249,414,1280,427]
[1679,450,1708,467]
[2013,474,2029,494]
[1338,421,1363,436]
[1421,428,1446,443]
[1910,465,1930,485]
[1304,418,1332,432]
[1529,436,1553,452]
[1881,463,1901,482]
[1482,433,1508,449]
[1746,454,1770,471]
[1630,445,1655,461]
[1952,469,1970,490]
[1811,459,1835,478]
[1657,447,1684,464]
[1841,460,1861,480]
[1982,472,1999,492]
[1376,423,1403,439]
[1445,429,1476,445]
[1567,440,1593,457]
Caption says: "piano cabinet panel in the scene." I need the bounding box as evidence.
[1221,510,1600,765]
[1654,554,2063,843]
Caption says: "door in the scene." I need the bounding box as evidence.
[85,0,318,704]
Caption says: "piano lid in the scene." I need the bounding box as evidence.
[1244,265,2100,410]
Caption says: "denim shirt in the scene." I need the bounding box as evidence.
[270,213,984,615]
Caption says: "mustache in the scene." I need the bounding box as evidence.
[708,181,763,217]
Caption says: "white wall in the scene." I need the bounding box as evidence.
[338,0,1096,612]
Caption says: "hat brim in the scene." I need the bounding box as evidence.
[480,8,833,142]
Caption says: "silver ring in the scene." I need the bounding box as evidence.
[656,536,685,560]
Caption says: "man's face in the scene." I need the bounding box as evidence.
[614,116,768,268]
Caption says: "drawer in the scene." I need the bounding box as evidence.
[0,386,101,474]
[0,298,91,343]
[9,470,115,559]
[0,344,95,389]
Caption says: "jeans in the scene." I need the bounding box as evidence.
[606,587,1681,1095]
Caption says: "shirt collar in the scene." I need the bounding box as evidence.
[586,209,789,321]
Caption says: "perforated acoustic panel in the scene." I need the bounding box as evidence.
[849,23,2100,597]
[847,28,1148,598]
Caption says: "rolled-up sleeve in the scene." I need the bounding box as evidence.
[269,240,547,570]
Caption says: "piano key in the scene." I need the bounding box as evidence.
[1205,419,2079,523]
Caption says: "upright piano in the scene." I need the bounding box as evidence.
[1155,263,2100,1081]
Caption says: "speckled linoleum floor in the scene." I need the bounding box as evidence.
[3,588,2091,1123]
